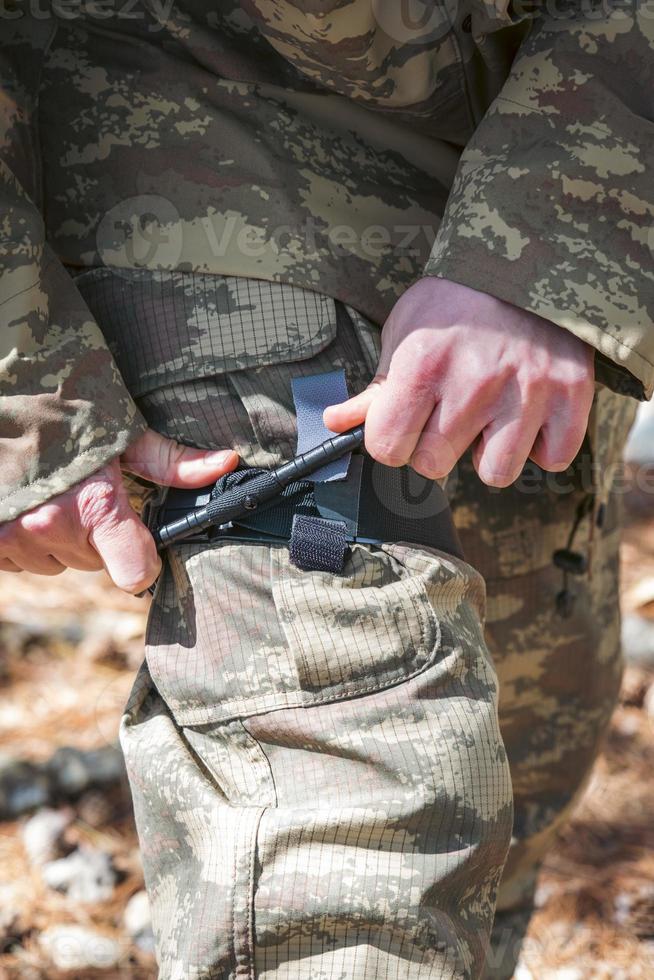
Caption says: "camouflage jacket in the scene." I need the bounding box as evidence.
[1,1,653,521]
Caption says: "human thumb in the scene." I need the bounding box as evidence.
[78,460,162,593]
[121,428,239,488]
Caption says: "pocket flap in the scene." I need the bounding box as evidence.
[73,268,338,396]
[144,541,445,727]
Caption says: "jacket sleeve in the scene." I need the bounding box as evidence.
[423,0,654,399]
[0,25,147,523]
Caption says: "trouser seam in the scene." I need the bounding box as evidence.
[232,805,267,980]
[241,719,279,807]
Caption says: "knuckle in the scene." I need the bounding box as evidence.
[410,362,435,388]
[18,504,60,536]
[557,362,594,397]
[76,480,120,530]
[406,363,441,399]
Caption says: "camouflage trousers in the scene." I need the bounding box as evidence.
[97,271,635,980]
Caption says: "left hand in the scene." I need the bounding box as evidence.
[0,429,238,593]
[324,278,595,487]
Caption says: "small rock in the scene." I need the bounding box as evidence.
[40,924,121,971]
[47,747,90,796]
[79,612,145,668]
[77,789,113,828]
[47,744,126,797]
[85,745,126,786]
[124,889,151,936]
[42,846,118,903]
[79,633,127,668]
[124,890,155,953]
[619,665,650,708]
[613,711,641,738]
[21,807,73,866]
[0,754,51,819]
[621,614,654,668]
[533,880,558,908]
[613,883,654,936]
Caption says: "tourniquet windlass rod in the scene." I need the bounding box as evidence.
[154,424,365,549]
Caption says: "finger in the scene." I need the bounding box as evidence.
[91,514,161,594]
[82,477,161,594]
[4,553,66,576]
[15,503,104,572]
[473,414,542,488]
[323,381,384,432]
[0,558,22,573]
[363,372,436,467]
[529,397,592,473]
[49,548,105,572]
[410,400,484,480]
[122,429,239,489]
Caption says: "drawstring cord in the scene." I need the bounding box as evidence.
[553,493,595,617]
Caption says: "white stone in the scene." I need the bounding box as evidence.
[42,845,117,903]
[21,807,72,866]
[40,925,121,971]
[124,890,152,938]
[124,889,155,953]
[621,614,654,668]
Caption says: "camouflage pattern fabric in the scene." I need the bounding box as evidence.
[0,2,652,519]
[0,4,649,973]
[425,0,654,399]
[115,280,513,979]
[452,388,637,979]
[108,273,635,977]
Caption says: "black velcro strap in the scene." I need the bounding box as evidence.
[289,515,349,573]
[357,456,463,559]
[157,459,464,562]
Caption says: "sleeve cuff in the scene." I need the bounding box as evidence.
[423,256,653,401]
[0,411,148,523]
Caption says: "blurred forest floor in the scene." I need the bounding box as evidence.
[0,499,653,978]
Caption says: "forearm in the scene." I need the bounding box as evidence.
[0,24,147,522]
[423,0,654,398]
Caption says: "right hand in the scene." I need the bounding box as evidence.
[0,428,238,593]
[324,278,594,487]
